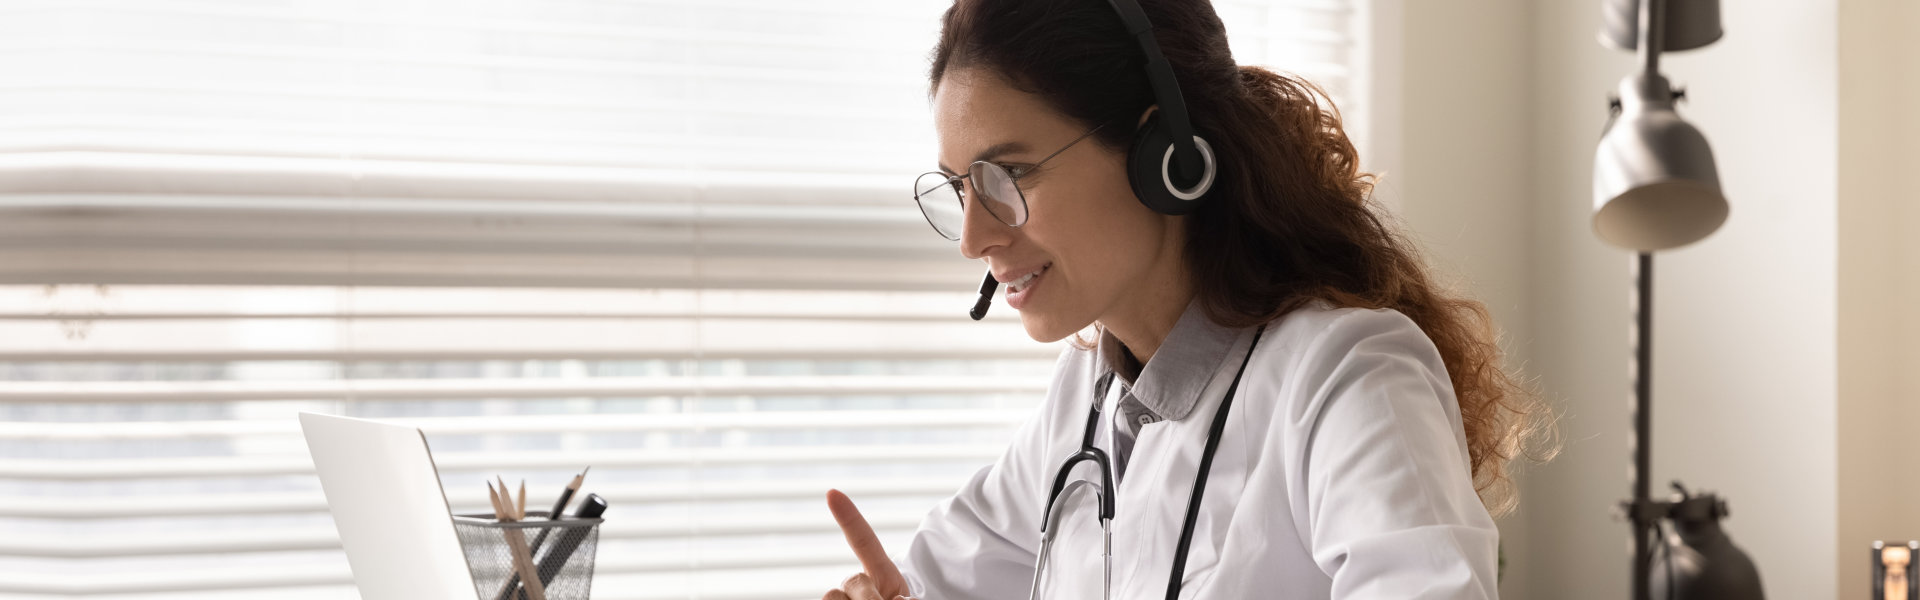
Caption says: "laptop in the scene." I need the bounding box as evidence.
[300,412,476,600]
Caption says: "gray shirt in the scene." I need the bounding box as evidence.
[1092,298,1244,482]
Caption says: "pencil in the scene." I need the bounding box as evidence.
[486,481,506,519]
[501,467,591,600]
[488,479,547,600]
[550,467,588,520]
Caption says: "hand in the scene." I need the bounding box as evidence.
[822,489,913,600]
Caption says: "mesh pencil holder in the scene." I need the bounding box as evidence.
[452,513,603,600]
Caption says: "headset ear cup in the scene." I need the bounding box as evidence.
[1127,112,1178,215]
[1127,112,1210,215]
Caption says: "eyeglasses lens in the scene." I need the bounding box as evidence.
[914,172,964,241]
[971,162,1028,229]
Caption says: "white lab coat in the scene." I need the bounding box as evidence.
[896,300,1500,599]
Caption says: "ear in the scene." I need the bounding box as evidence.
[1136,105,1158,129]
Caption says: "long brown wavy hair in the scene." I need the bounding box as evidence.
[929,0,1558,517]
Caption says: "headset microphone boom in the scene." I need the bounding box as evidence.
[969,270,998,320]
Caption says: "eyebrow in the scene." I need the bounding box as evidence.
[938,141,1032,175]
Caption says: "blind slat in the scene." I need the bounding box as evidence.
[1,444,1009,480]
[0,377,1050,404]
[0,512,929,558]
[0,408,1036,439]
[0,477,973,519]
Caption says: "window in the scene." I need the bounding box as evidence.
[0,1,1367,598]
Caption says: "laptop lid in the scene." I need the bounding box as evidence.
[300,412,474,600]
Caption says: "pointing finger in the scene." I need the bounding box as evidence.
[826,489,904,594]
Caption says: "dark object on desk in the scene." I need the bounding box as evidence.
[1873,541,1919,600]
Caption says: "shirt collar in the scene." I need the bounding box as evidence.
[1093,297,1244,422]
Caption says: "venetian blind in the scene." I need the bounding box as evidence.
[0,1,1365,598]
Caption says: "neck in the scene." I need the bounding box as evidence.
[1100,266,1195,367]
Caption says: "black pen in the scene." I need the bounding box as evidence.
[534,493,608,587]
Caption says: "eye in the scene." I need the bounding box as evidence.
[1002,164,1042,189]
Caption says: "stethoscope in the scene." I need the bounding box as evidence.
[1029,327,1264,600]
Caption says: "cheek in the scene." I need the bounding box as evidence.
[1026,180,1162,290]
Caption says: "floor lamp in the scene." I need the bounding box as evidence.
[1592,0,1764,598]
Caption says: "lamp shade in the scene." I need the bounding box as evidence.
[1648,491,1767,600]
[1593,73,1727,251]
[1599,0,1723,53]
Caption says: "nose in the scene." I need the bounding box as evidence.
[957,179,1013,260]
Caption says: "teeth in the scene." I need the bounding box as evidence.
[1007,265,1046,292]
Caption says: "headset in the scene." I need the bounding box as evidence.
[1108,0,1218,215]
[970,0,1218,320]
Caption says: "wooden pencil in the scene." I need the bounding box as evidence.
[488,479,547,600]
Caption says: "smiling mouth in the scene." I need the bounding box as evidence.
[1006,263,1050,293]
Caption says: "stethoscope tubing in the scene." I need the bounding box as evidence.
[1031,327,1264,600]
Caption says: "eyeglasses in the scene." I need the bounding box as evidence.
[912,121,1110,241]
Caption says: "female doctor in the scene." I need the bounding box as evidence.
[823,0,1556,598]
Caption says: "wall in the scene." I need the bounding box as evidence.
[1384,1,1917,597]
[1837,0,1920,597]
[1521,2,1839,600]
[1384,0,1536,596]
[1390,1,1920,597]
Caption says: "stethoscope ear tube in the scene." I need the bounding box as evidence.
[1039,448,1117,532]
[1162,327,1265,600]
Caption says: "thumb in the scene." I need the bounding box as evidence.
[826,489,906,595]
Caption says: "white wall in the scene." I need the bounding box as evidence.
[1520,2,1839,599]
[1389,2,1891,598]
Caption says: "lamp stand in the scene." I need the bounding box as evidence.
[1593,1,1759,596]
[1619,255,1765,600]
[1626,251,1656,600]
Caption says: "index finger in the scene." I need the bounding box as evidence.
[826,489,903,587]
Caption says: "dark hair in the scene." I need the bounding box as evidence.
[929,0,1558,517]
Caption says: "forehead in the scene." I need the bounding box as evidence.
[930,69,1079,163]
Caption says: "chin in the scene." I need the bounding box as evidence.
[1017,309,1088,344]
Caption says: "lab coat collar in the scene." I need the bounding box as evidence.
[1095,298,1244,422]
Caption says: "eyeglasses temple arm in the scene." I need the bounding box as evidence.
[1027,121,1111,172]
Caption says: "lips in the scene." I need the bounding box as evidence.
[1002,262,1051,310]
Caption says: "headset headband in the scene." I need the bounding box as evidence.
[1104,0,1205,183]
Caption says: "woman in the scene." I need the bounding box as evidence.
[823,0,1556,598]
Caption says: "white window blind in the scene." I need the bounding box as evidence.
[0,1,1365,599]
